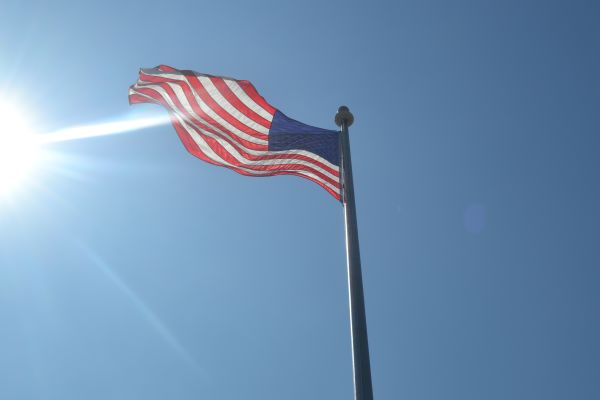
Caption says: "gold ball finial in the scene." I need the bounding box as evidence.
[335,105,354,127]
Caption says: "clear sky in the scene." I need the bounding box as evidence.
[1,0,599,399]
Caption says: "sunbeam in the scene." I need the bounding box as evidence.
[37,114,170,144]
[80,245,202,372]
[0,100,169,198]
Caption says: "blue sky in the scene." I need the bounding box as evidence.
[1,0,599,399]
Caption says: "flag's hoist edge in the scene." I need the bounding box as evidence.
[128,65,341,200]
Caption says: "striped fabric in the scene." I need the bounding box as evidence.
[129,65,341,200]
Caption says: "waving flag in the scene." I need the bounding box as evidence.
[129,65,341,200]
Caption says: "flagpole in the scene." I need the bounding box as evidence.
[336,106,373,400]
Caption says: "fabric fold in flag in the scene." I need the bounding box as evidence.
[128,65,341,200]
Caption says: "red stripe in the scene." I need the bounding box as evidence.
[284,171,341,200]
[237,80,277,115]
[158,65,177,72]
[210,77,272,129]
[128,93,148,104]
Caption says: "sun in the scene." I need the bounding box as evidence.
[0,100,41,196]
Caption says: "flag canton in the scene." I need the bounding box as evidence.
[268,111,340,166]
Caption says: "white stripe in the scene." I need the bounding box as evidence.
[132,85,339,177]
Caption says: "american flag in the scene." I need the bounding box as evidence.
[129,65,341,200]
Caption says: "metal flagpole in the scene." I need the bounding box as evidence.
[335,106,373,400]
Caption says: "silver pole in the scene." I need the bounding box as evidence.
[335,106,373,400]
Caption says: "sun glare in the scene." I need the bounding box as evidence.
[0,100,40,195]
[0,100,169,198]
